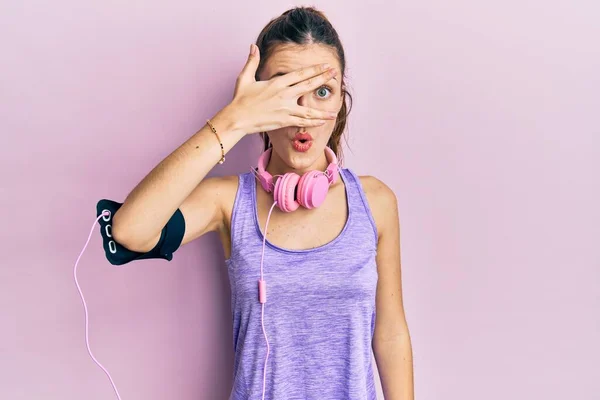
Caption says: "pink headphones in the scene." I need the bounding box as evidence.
[256,146,339,212]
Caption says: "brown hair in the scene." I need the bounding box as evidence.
[254,6,353,165]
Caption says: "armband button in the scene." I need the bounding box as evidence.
[102,209,111,222]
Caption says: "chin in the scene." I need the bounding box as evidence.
[282,150,312,170]
[277,142,323,171]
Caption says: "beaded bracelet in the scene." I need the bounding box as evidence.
[206,119,225,164]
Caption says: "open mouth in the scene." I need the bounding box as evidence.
[292,132,313,152]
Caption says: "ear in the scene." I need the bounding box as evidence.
[337,86,345,112]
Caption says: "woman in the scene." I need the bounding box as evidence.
[103,6,414,400]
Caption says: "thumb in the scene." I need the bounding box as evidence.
[237,44,260,87]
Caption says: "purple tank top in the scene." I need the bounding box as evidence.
[225,168,379,399]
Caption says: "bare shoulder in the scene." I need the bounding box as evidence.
[215,174,241,206]
[194,174,240,212]
[185,174,239,205]
[178,174,240,245]
[358,175,398,209]
[199,174,240,194]
[357,175,399,237]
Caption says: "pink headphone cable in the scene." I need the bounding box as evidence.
[259,200,277,400]
[75,194,277,400]
[73,211,122,400]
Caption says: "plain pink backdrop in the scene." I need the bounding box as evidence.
[1,1,598,399]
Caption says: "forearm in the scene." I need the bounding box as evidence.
[112,104,245,248]
[373,332,414,400]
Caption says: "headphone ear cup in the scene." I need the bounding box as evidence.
[297,171,330,209]
[274,173,300,212]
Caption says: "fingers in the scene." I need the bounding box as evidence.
[287,68,338,98]
[290,105,338,121]
[287,116,329,127]
[236,44,260,88]
[275,63,335,88]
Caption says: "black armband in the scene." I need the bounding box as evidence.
[96,199,185,266]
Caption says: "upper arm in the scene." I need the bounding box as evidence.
[360,176,409,342]
[178,175,238,247]
[124,175,237,253]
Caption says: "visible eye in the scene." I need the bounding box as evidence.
[315,85,333,100]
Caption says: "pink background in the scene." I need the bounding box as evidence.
[2,1,598,399]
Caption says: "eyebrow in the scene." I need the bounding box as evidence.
[268,71,339,82]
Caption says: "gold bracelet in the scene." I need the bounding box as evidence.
[206,119,225,164]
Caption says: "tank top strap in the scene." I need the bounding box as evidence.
[228,172,257,260]
[339,168,379,247]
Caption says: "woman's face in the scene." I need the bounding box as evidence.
[258,43,344,171]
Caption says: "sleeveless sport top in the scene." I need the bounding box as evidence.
[225,168,379,400]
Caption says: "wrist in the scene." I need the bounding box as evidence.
[213,103,247,138]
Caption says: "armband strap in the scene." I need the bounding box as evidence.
[95,199,185,266]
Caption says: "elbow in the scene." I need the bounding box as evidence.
[110,222,138,252]
[373,327,412,347]
[110,224,133,251]
[111,212,155,253]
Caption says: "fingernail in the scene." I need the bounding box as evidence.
[250,44,256,55]
[323,63,331,70]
